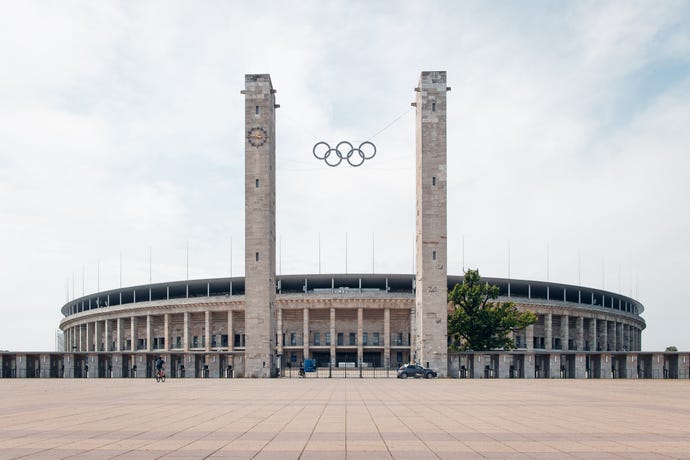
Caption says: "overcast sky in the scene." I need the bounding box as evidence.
[1,1,689,352]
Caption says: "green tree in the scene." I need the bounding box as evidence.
[448,269,537,351]
[665,346,678,352]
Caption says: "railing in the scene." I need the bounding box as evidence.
[283,364,399,379]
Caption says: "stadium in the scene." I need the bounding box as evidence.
[3,71,686,380]
[51,273,647,380]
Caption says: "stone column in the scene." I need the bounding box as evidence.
[410,308,416,361]
[526,324,534,351]
[615,322,620,351]
[164,313,170,351]
[561,315,569,351]
[243,74,277,378]
[303,307,309,360]
[94,321,101,352]
[104,320,110,352]
[637,328,642,351]
[88,354,98,379]
[228,310,234,352]
[183,312,189,352]
[330,307,336,367]
[524,353,535,379]
[545,312,552,351]
[146,315,152,352]
[78,324,83,351]
[626,354,636,379]
[577,317,584,351]
[473,354,484,379]
[205,310,211,352]
[357,307,363,367]
[206,354,220,379]
[497,354,511,378]
[116,318,122,351]
[414,71,449,377]
[631,327,636,351]
[130,316,137,352]
[384,308,391,369]
[600,353,612,379]
[85,322,92,352]
[651,353,664,379]
[276,308,283,356]
[589,318,596,351]
[550,354,561,379]
[575,353,587,379]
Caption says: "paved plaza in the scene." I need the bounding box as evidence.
[1,378,690,459]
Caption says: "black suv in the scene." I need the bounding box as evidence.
[397,363,437,379]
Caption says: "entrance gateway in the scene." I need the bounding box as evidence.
[241,72,450,377]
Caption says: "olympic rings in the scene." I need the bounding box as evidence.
[312,141,377,167]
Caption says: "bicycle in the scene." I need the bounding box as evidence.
[155,367,166,383]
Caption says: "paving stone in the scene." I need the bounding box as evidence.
[1,379,690,458]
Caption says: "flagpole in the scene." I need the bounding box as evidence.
[546,244,550,283]
[345,232,348,274]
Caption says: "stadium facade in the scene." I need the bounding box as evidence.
[3,72,686,379]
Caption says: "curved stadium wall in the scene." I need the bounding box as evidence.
[57,273,645,377]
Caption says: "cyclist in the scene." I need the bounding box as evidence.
[155,356,165,378]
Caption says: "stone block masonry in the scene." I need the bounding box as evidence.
[243,74,277,377]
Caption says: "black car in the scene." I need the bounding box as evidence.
[397,363,437,379]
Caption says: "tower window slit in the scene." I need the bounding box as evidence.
[432,102,436,112]
[432,250,436,261]
[432,176,436,186]
[256,179,259,188]
[255,105,259,115]
[256,252,259,262]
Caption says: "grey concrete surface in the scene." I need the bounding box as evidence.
[1,379,689,459]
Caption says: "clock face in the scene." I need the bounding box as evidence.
[247,127,268,147]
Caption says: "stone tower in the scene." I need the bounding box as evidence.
[242,74,277,378]
[414,71,449,376]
